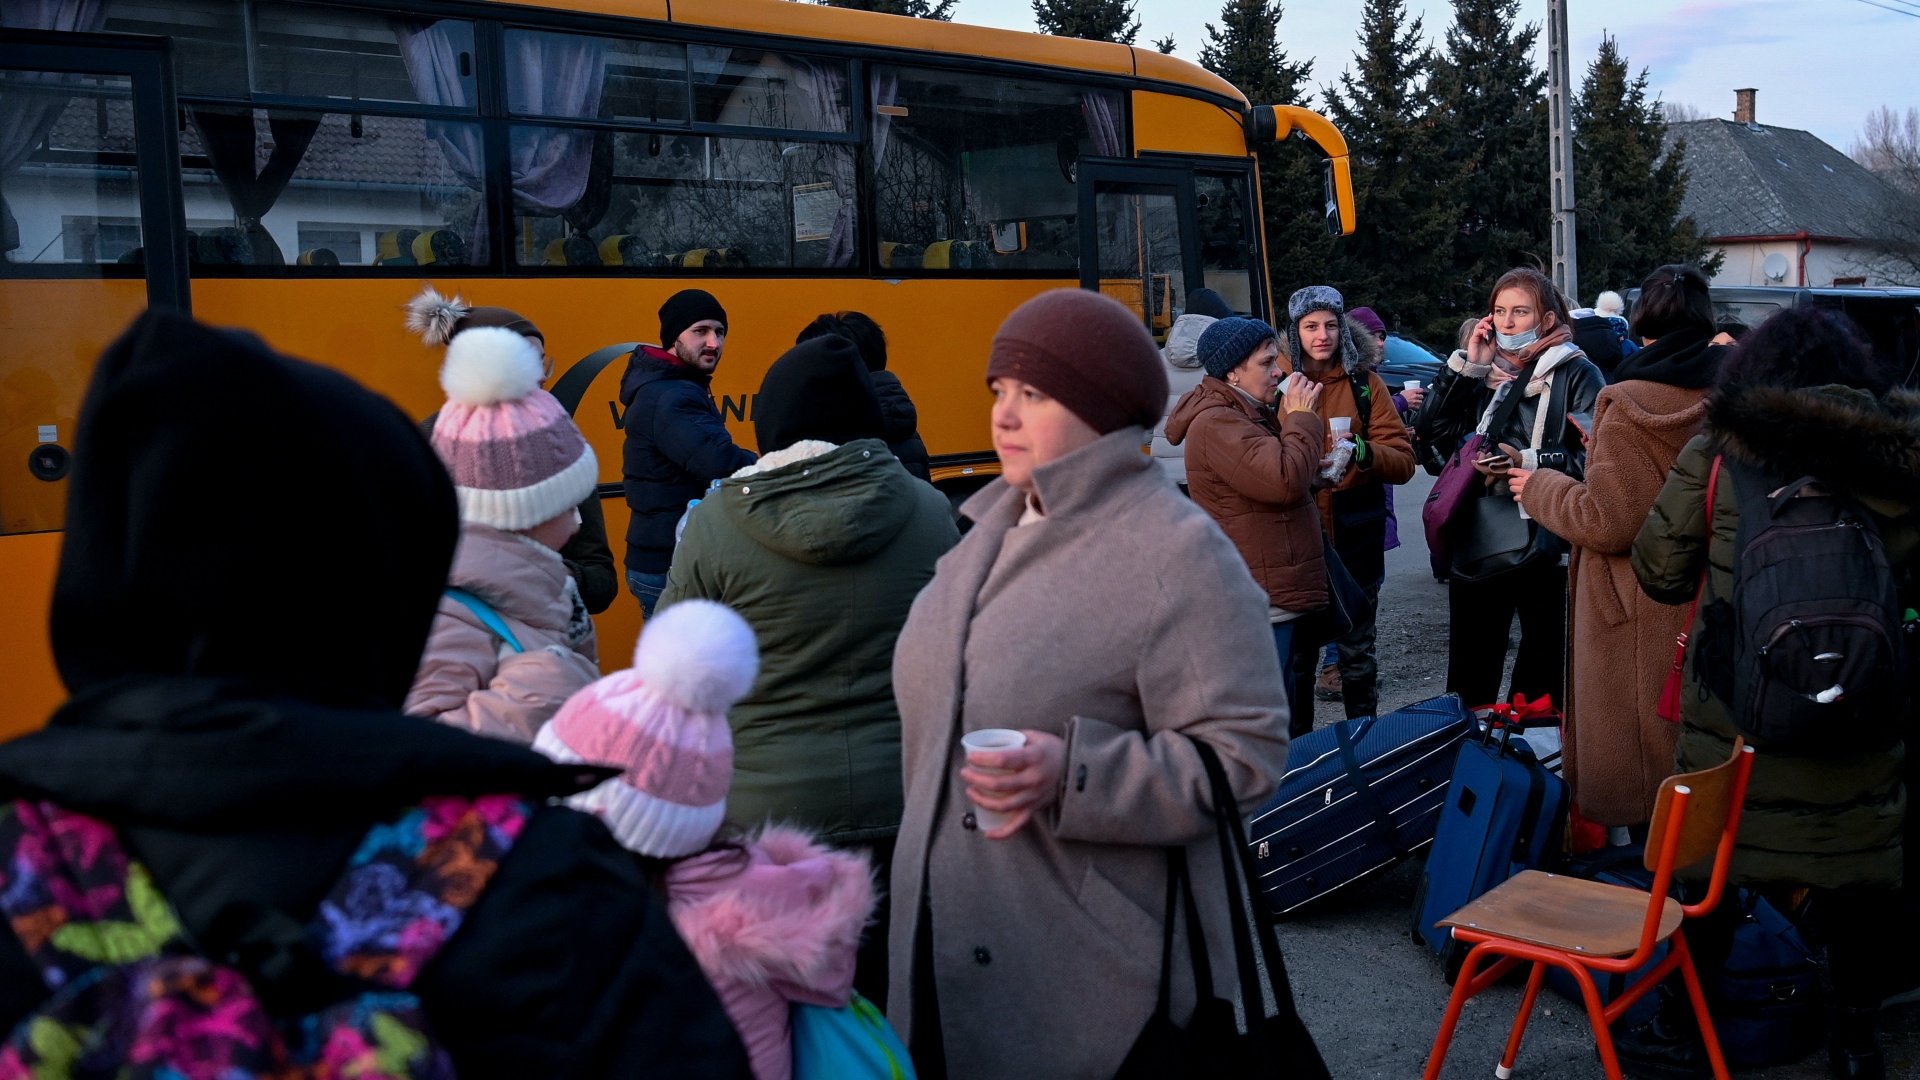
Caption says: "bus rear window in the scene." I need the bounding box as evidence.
[870,66,1122,273]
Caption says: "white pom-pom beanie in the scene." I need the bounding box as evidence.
[430,326,597,531]
[535,600,760,858]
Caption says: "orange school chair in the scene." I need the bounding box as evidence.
[1421,740,1755,1080]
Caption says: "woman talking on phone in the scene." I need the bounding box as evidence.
[1416,267,1604,707]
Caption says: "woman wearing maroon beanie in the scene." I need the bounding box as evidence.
[887,290,1323,1079]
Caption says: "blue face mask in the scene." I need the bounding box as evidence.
[1495,327,1539,352]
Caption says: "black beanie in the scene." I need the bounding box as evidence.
[754,336,885,455]
[659,289,728,348]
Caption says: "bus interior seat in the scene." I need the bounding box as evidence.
[411,229,467,266]
[297,248,340,266]
[376,230,419,266]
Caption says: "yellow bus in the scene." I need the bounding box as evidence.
[0,0,1355,738]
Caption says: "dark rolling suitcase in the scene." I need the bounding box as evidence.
[1248,695,1473,916]
[1409,720,1570,980]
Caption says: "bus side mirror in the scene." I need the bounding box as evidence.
[1246,105,1357,238]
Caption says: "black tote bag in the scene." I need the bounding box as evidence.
[1294,537,1373,649]
[1116,741,1330,1079]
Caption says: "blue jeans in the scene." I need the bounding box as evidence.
[1272,620,1297,717]
[627,569,667,618]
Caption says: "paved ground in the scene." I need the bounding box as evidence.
[1273,472,1920,1079]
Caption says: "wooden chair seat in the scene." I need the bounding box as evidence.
[1438,870,1685,959]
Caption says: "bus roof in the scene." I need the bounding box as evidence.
[490,0,1249,107]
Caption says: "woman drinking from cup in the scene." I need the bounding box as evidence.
[1164,317,1327,714]
[888,290,1322,1080]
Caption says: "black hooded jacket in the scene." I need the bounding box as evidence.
[0,312,748,1079]
[619,347,757,574]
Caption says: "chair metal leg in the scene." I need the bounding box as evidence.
[1672,931,1732,1080]
[1496,961,1547,1078]
[1566,961,1625,1080]
[1423,942,1494,1080]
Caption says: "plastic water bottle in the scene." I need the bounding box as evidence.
[674,499,700,545]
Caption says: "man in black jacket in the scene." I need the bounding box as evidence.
[795,311,932,481]
[620,289,756,616]
[0,310,748,1079]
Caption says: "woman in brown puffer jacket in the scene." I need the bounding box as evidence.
[1509,264,1728,826]
[1165,316,1327,721]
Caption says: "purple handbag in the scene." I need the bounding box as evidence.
[1421,432,1487,577]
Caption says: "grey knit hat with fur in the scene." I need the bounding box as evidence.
[1286,285,1362,373]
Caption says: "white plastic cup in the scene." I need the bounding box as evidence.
[961,728,1028,833]
[1404,379,1422,393]
[1329,416,1352,437]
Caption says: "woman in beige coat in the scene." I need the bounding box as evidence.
[1509,265,1727,825]
[888,290,1319,1080]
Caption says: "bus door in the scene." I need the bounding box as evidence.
[1078,161,1200,342]
[0,29,189,730]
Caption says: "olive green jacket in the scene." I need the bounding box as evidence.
[1631,384,1920,889]
[661,438,959,844]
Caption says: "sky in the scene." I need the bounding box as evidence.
[951,0,1918,150]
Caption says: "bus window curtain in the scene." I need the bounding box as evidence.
[394,20,606,259]
[187,108,319,265]
[1082,89,1123,158]
[0,0,107,254]
[792,59,857,268]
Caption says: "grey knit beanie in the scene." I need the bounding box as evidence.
[1286,285,1362,373]
[1197,317,1280,381]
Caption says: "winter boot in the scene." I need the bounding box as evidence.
[1611,982,1711,1080]
[1314,662,1342,702]
[1828,1005,1885,1080]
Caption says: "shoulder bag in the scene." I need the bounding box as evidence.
[1116,740,1330,1079]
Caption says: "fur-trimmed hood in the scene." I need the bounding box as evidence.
[666,825,875,995]
[1708,383,1920,508]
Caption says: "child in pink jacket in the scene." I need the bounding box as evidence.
[536,601,875,1080]
[404,311,600,742]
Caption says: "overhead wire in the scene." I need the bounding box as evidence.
[1851,0,1920,16]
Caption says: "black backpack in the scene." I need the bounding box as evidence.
[1695,462,1906,747]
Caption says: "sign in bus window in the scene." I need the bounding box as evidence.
[871,66,1120,272]
[504,30,689,127]
[172,109,484,269]
[509,129,854,270]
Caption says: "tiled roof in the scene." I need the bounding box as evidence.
[1664,118,1905,242]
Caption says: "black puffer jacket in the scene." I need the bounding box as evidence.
[871,369,931,481]
[619,347,756,574]
[1417,341,1606,481]
[0,311,749,1080]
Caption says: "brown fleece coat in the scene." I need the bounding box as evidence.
[1288,323,1416,540]
[1164,376,1328,613]
[1519,380,1708,825]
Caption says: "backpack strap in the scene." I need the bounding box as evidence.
[0,800,185,988]
[315,794,533,989]
[445,587,525,654]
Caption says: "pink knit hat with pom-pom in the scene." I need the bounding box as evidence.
[430,325,596,531]
[534,600,759,857]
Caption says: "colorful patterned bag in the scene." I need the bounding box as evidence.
[0,793,531,1080]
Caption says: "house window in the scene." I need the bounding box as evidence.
[1833,276,1866,287]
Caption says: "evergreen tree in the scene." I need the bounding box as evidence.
[1571,36,1717,296]
[817,0,957,17]
[1198,0,1329,300]
[1322,0,1462,343]
[1426,0,1548,327]
[1152,33,1177,54]
[1033,0,1140,44]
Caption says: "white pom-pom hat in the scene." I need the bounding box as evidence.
[430,326,596,531]
[535,600,760,858]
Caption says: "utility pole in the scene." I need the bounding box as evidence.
[1546,0,1579,305]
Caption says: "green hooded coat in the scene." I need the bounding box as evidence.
[1631,384,1920,889]
[661,438,959,844]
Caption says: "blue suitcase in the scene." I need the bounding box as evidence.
[1410,723,1569,979]
[1248,695,1473,915]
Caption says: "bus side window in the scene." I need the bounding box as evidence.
[870,66,1124,274]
